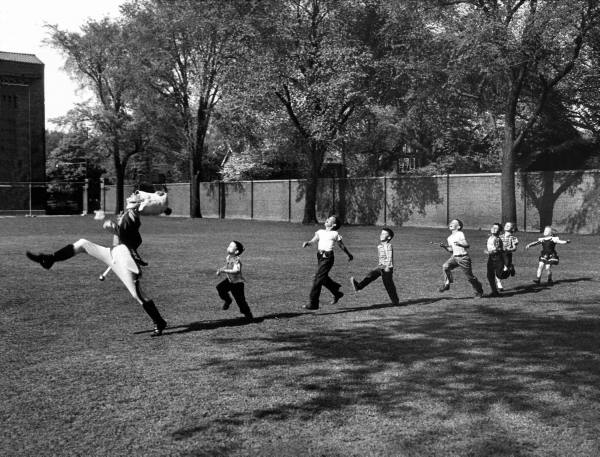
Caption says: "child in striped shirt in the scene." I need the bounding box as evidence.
[350,227,400,306]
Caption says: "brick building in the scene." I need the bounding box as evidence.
[0,51,45,214]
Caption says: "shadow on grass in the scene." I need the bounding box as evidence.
[499,276,593,297]
[175,301,600,453]
[165,316,266,334]
[319,296,452,316]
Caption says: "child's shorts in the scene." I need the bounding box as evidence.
[539,253,559,265]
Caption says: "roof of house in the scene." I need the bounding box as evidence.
[0,51,44,65]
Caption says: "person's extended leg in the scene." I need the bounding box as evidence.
[352,268,381,291]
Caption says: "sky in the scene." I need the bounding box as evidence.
[0,0,125,128]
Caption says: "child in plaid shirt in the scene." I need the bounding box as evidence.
[496,221,518,291]
[350,227,400,306]
[216,240,254,320]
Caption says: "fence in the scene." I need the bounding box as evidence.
[0,180,97,216]
[100,170,600,234]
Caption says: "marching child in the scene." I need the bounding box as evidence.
[302,215,353,310]
[438,218,484,298]
[484,223,508,297]
[496,221,519,291]
[216,240,254,320]
[525,226,571,285]
[350,227,400,306]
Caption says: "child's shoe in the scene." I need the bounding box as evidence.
[547,278,553,285]
[330,291,344,305]
[532,278,540,285]
[438,283,450,292]
[222,300,231,310]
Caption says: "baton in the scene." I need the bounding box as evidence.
[99,266,111,281]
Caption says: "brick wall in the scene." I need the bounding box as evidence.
[102,171,600,234]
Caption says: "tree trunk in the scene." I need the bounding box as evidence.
[113,141,125,214]
[189,103,210,218]
[501,101,518,225]
[302,141,325,224]
[189,138,202,218]
[303,166,319,224]
[115,163,125,214]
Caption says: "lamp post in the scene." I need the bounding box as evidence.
[56,159,89,215]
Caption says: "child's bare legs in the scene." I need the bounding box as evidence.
[545,264,553,284]
[533,261,544,284]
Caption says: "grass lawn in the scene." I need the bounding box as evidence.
[2,216,600,457]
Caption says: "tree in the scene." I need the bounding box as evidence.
[47,18,152,212]
[124,0,255,217]
[250,0,372,223]
[434,0,600,224]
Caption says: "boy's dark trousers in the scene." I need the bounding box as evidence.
[487,253,506,293]
[217,279,252,316]
[502,251,515,276]
[355,267,400,305]
[309,251,341,307]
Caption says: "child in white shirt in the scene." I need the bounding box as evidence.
[302,215,353,310]
[439,218,483,298]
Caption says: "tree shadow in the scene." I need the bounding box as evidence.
[522,170,585,231]
[387,175,442,226]
[186,304,600,449]
[562,172,600,234]
[330,176,442,226]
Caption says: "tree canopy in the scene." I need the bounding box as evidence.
[46,0,600,224]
